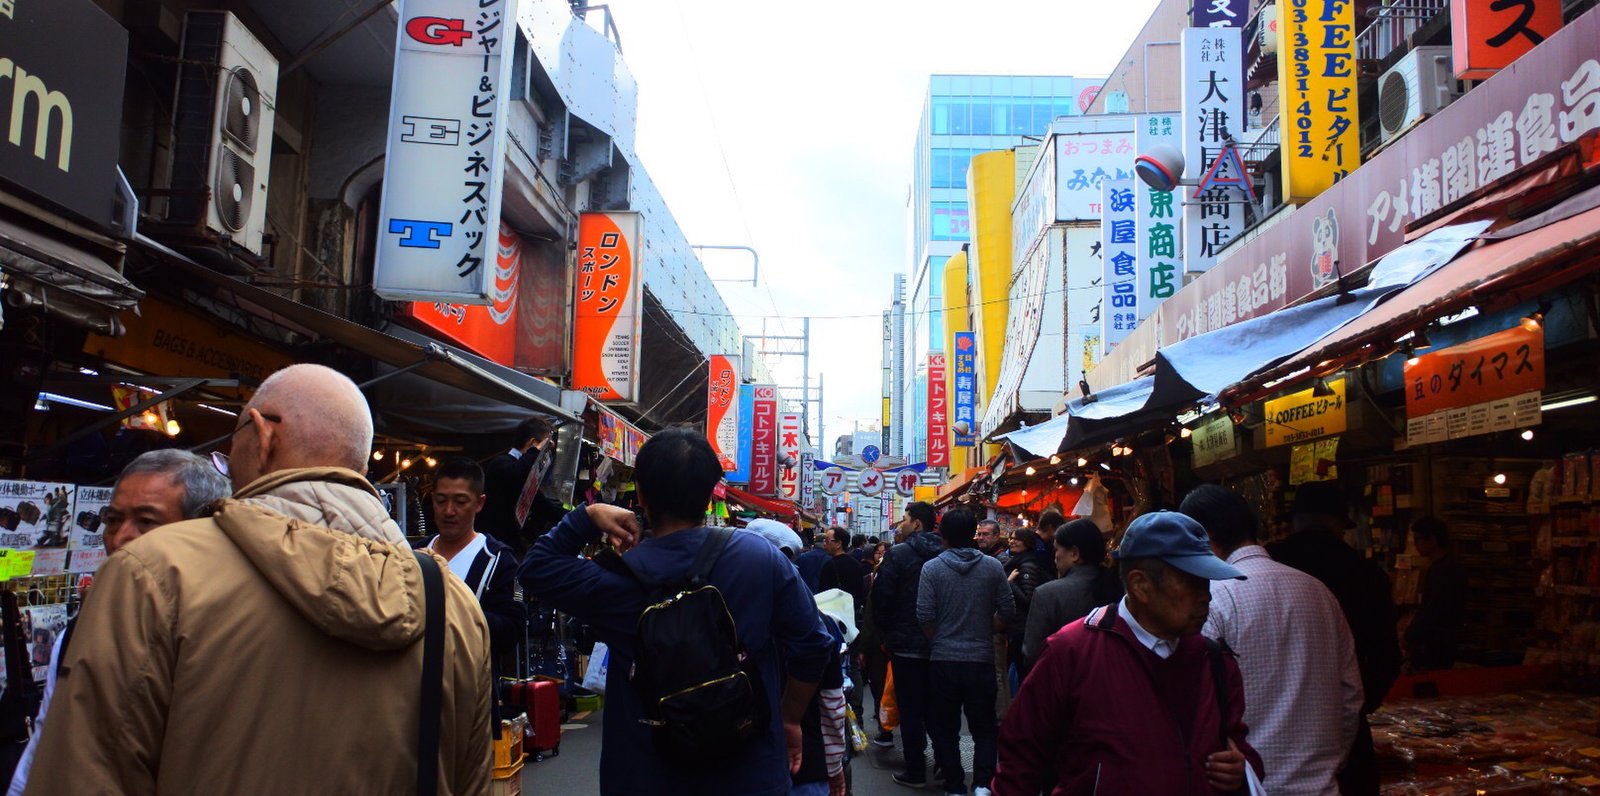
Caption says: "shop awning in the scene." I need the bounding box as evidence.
[1059,378,1162,452]
[0,215,142,334]
[723,485,798,520]
[136,235,581,428]
[997,413,1070,458]
[1225,188,1600,404]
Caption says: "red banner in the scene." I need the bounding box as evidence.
[706,355,740,471]
[927,353,949,467]
[1404,325,1545,417]
[751,385,778,497]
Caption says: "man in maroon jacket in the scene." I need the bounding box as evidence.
[993,511,1264,796]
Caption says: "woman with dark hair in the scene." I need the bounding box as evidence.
[1004,527,1051,683]
[1020,520,1125,668]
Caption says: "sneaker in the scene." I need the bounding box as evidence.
[891,771,927,789]
[873,730,895,748]
[974,788,993,796]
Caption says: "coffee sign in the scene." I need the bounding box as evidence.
[1263,375,1348,447]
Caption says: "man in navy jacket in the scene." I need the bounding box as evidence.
[520,428,832,795]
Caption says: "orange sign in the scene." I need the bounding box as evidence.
[405,222,522,366]
[1405,325,1544,417]
[572,212,642,403]
[706,355,740,471]
[1451,0,1563,80]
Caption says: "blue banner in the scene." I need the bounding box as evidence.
[727,385,754,484]
[953,332,977,447]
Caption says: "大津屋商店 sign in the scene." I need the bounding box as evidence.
[1263,375,1348,447]
[571,212,643,403]
[375,0,517,304]
[1404,324,1544,445]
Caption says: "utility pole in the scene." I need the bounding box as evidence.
[748,316,819,450]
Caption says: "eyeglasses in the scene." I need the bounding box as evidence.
[211,411,282,477]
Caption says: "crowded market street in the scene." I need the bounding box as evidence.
[5,0,1600,793]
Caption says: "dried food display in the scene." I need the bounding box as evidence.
[1377,691,1600,793]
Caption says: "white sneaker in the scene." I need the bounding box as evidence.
[973,788,993,796]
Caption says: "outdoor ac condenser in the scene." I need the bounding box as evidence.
[1377,46,1462,144]
[168,11,279,257]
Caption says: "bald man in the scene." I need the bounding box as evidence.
[29,365,495,795]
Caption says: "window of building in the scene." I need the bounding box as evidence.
[930,202,970,241]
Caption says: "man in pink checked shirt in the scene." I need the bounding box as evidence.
[1183,485,1364,796]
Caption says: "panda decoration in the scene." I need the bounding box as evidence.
[1309,208,1341,290]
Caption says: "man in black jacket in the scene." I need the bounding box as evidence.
[1268,480,1400,796]
[427,456,524,710]
[480,417,556,551]
[870,501,944,787]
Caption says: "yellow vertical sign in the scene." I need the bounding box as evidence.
[1277,0,1362,203]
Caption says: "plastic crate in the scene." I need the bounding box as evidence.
[491,759,524,796]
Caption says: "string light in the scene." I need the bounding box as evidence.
[425,456,438,468]
[373,450,385,462]
[1049,455,1060,465]
[1492,472,1507,485]
[1179,427,1192,439]
[1521,429,1535,441]
[401,457,414,469]
[1025,466,1036,476]
[1076,457,1088,467]
[165,419,181,437]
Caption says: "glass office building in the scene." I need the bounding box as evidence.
[903,75,1095,467]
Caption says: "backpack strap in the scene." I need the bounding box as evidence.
[1204,636,1231,751]
[687,527,733,587]
[414,550,445,796]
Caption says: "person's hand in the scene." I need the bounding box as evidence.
[586,503,641,551]
[1008,569,1020,582]
[828,769,846,796]
[1205,739,1247,792]
[785,719,803,774]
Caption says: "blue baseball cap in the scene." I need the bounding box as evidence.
[1113,511,1246,581]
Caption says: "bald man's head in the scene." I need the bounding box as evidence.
[228,364,373,489]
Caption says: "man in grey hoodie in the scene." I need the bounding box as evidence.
[917,508,1016,796]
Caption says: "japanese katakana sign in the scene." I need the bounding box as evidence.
[895,470,920,498]
[1276,0,1362,203]
[751,386,779,497]
[707,355,741,472]
[1263,375,1348,447]
[1182,27,1249,273]
[820,467,847,496]
[1101,178,1139,353]
[376,0,516,304]
[952,332,977,448]
[571,212,642,403]
[1452,0,1564,80]
[927,353,949,468]
[778,412,803,501]
[1404,325,1544,447]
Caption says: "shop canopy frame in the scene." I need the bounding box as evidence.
[0,213,142,335]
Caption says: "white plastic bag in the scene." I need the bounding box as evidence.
[581,641,609,695]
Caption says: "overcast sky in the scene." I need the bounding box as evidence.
[598,0,1159,449]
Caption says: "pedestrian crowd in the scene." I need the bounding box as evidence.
[8,362,1442,796]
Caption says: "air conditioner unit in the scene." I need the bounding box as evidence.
[1377,46,1461,144]
[168,11,278,257]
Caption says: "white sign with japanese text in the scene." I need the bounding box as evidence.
[1101,179,1139,353]
[1137,114,1183,319]
[375,0,517,303]
[1181,27,1248,274]
[778,412,802,501]
[1055,131,1137,222]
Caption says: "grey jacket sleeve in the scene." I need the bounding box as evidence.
[994,560,1017,623]
[1022,586,1057,666]
[915,560,937,629]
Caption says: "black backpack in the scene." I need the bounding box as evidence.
[621,527,769,763]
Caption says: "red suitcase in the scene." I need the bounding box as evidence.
[507,679,562,760]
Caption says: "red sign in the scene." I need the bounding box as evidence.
[751,386,778,497]
[706,355,740,471]
[778,412,802,501]
[405,16,473,46]
[927,353,949,467]
[1089,11,1600,388]
[405,222,521,366]
[1404,325,1545,417]
[1452,0,1564,80]
[573,212,641,402]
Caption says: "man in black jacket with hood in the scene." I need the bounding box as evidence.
[870,501,945,787]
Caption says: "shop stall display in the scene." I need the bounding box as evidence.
[1376,691,1600,793]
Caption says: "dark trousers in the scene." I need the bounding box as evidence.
[865,645,889,722]
[890,654,932,778]
[1338,715,1380,796]
[928,660,999,793]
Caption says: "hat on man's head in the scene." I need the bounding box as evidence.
[742,519,803,557]
[1113,510,1246,581]
[1291,481,1356,529]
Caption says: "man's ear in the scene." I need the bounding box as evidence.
[252,409,276,473]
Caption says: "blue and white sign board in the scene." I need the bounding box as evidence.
[1101,179,1139,353]
[375,0,517,303]
[1136,114,1183,320]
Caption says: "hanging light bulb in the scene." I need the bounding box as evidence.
[1492,472,1507,485]
[401,457,414,469]
[164,419,181,437]
[1076,457,1088,468]
[1069,477,1080,486]
[425,456,438,468]
[1521,429,1535,441]
[1021,489,1029,497]
[1025,466,1036,476]
[373,450,385,462]
[1179,427,1192,439]
[1049,455,1060,465]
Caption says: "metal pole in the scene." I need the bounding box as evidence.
[816,372,825,462]
[801,316,811,447]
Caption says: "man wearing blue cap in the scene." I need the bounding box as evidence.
[992,511,1264,796]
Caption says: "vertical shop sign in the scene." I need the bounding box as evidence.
[751,386,779,497]
[1182,27,1248,273]
[706,355,741,473]
[927,353,950,467]
[376,0,516,303]
[778,413,803,501]
[1452,0,1564,80]
[1137,114,1183,318]
[1276,0,1361,204]
[953,332,978,447]
[882,310,894,453]
[1101,179,1139,353]
[727,385,755,484]
[1193,0,1244,27]
[800,453,816,508]
[571,212,642,403]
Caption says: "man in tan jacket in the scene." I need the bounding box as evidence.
[27,364,493,796]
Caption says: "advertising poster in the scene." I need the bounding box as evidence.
[22,604,68,684]
[572,211,643,403]
[706,355,741,472]
[927,353,949,468]
[751,386,779,497]
[0,481,74,575]
[69,485,114,574]
[1276,0,1361,203]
